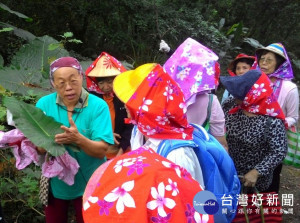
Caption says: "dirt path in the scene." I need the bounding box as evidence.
[279,164,300,222]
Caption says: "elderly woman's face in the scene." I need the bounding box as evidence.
[53,67,83,106]
[97,77,114,95]
[235,62,251,76]
[258,52,277,75]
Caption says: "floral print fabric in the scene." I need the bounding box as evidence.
[0,129,80,185]
[125,64,194,140]
[229,72,285,121]
[163,37,219,105]
[83,147,213,223]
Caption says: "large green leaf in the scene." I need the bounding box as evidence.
[0,35,69,97]
[0,3,32,21]
[0,66,53,97]
[3,96,66,157]
[11,35,69,76]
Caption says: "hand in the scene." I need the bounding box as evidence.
[113,133,121,145]
[55,112,80,145]
[159,40,170,53]
[243,169,259,187]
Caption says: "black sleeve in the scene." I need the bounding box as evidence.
[113,97,133,151]
[255,118,288,176]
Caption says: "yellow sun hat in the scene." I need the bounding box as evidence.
[113,63,157,104]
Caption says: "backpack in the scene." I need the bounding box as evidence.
[157,124,240,223]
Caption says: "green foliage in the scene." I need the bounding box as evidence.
[0,106,6,131]
[3,96,67,156]
[1,171,39,207]
[226,22,244,45]
[193,0,300,77]
[0,2,32,22]
[0,66,53,97]
[0,0,230,66]
[49,32,83,51]
[0,27,13,32]
[11,35,70,76]
[0,31,83,102]
[226,23,240,36]
[0,22,36,42]
[1,0,300,71]
[0,150,44,222]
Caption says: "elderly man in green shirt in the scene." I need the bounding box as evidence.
[36,57,114,223]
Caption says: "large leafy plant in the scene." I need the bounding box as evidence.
[3,96,66,156]
[0,35,70,98]
[0,66,52,97]
[0,32,84,98]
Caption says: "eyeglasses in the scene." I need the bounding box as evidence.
[54,79,80,90]
[259,57,275,64]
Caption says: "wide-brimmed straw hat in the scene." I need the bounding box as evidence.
[255,43,286,60]
[86,52,126,78]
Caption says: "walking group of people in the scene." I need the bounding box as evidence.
[2,37,298,223]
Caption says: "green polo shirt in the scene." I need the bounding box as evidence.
[36,88,114,199]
